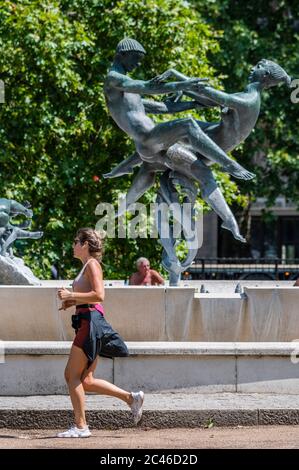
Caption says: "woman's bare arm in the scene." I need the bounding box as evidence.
[58,260,105,303]
[59,299,77,311]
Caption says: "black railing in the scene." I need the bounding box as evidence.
[187,258,299,281]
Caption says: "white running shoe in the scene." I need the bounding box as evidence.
[57,425,91,438]
[130,391,144,425]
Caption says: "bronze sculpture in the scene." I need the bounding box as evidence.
[104,39,291,284]
[0,198,43,257]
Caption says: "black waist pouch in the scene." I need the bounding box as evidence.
[71,312,90,331]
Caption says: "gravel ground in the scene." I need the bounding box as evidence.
[0,425,299,449]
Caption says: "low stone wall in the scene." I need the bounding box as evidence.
[1,342,299,395]
[1,284,299,342]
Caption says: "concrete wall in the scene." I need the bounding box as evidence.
[1,342,299,395]
[1,284,299,342]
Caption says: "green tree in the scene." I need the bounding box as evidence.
[0,0,244,278]
[195,0,299,245]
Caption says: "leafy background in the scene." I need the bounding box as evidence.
[0,0,298,279]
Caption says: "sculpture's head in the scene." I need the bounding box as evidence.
[10,200,33,219]
[249,59,292,89]
[115,38,146,72]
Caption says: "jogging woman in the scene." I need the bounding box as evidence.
[57,227,144,438]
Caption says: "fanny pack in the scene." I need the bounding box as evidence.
[71,312,90,330]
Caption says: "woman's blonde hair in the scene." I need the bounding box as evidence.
[76,228,104,261]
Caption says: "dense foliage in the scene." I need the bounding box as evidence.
[0,0,297,277]
[195,0,299,240]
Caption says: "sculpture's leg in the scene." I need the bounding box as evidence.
[1,228,43,255]
[117,163,157,217]
[13,228,43,239]
[156,190,183,286]
[1,229,17,256]
[103,152,142,179]
[207,189,246,243]
[1,224,44,256]
[156,173,199,286]
[193,160,246,243]
[139,118,255,180]
[0,238,4,256]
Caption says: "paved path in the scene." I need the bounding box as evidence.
[2,392,299,410]
[0,426,299,449]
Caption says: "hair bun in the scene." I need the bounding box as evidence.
[76,227,104,261]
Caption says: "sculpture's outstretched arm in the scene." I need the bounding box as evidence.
[193,86,246,109]
[153,68,221,108]
[183,90,221,108]
[107,71,206,95]
[103,152,142,179]
[154,68,189,82]
[1,228,18,256]
[142,99,208,114]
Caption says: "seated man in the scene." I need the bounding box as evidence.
[129,257,164,286]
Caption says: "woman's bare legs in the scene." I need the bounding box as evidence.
[64,346,137,430]
[81,358,133,406]
[64,345,89,428]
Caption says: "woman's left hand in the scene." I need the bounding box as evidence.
[58,288,73,301]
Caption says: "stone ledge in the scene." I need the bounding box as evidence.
[0,409,259,429]
[2,341,298,356]
[194,293,242,299]
[1,393,299,428]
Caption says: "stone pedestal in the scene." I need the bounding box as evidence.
[0,255,40,285]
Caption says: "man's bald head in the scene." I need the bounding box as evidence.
[136,257,150,269]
